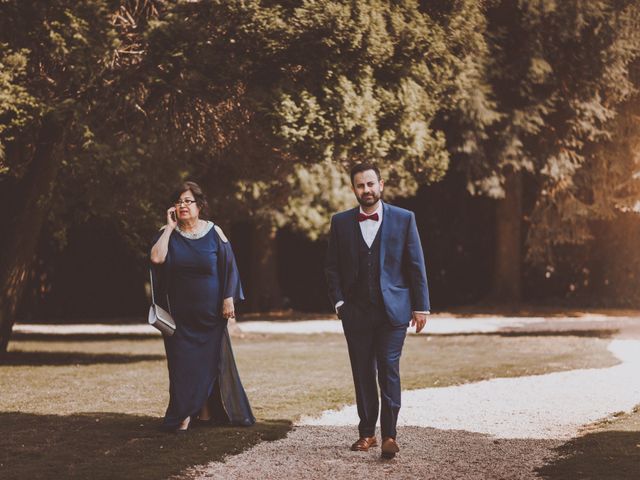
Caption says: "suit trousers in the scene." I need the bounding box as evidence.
[341,301,407,438]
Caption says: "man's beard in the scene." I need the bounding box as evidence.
[357,191,381,207]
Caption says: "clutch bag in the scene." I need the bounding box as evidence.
[148,268,176,336]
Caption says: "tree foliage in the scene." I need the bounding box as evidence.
[228,0,491,235]
[1,0,640,337]
[464,0,640,265]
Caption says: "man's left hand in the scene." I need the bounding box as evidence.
[411,312,428,333]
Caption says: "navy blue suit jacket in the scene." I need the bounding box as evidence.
[324,202,430,327]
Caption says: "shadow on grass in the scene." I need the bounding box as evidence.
[0,412,291,480]
[12,333,160,342]
[0,351,165,366]
[243,329,621,341]
[536,430,640,479]
[446,306,640,318]
[409,329,620,339]
[494,329,619,339]
[11,328,620,343]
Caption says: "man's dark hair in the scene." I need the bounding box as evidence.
[171,180,210,217]
[350,162,381,185]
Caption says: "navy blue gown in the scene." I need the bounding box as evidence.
[151,223,255,429]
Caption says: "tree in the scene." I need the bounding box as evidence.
[123,0,491,309]
[0,1,503,333]
[462,0,640,302]
[6,0,638,350]
[227,0,491,307]
[0,1,124,352]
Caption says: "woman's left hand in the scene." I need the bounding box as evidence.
[222,297,235,319]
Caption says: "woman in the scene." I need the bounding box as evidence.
[150,181,255,432]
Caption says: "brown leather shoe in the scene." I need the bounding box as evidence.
[381,437,400,459]
[350,436,378,451]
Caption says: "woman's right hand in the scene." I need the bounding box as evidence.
[166,207,178,230]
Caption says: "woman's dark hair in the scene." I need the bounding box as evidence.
[350,162,381,185]
[171,181,209,218]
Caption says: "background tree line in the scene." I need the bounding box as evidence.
[1,0,640,352]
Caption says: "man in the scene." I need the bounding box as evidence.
[324,162,430,459]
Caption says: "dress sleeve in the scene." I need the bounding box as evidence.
[149,227,170,260]
[217,228,245,303]
[149,228,171,311]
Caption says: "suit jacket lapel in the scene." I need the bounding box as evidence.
[379,202,390,270]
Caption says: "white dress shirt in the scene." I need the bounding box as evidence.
[359,203,383,248]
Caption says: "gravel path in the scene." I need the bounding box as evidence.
[14,314,624,336]
[181,336,640,479]
[238,317,546,335]
[303,340,640,439]
[180,426,562,479]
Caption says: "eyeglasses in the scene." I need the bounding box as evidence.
[175,199,197,207]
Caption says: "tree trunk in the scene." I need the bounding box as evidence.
[593,214,640,307]
[248,220,283,311]
[491,169,523,303]
[0,115,65,353]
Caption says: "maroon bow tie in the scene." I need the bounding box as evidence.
[358,212,379,222]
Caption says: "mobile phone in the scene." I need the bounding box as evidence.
[170,211,177,222]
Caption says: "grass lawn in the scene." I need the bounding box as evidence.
[0,330,619,479]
